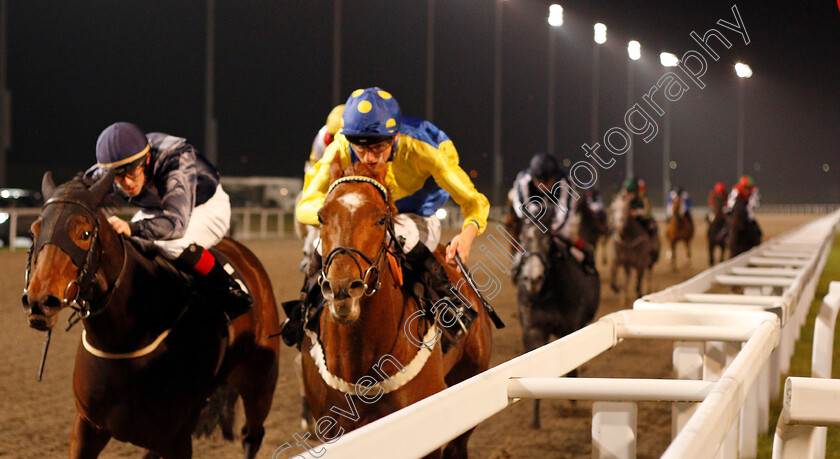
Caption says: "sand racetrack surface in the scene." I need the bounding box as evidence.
[0,214,817,458]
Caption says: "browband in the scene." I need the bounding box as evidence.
[327,176,389,203]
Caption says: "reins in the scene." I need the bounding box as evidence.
[319,175,401,297]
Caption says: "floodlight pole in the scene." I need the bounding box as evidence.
[332,0,342,106]
[426,0,434,121]
[204,0,218,165]
[1,0,10,187]
[492,0,503,206]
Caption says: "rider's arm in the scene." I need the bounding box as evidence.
[417,139,489,235]
[549,177,575,234]
[297,141,346,226]
[129,145,197,240]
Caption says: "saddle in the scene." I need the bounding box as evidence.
[128,237,250,320]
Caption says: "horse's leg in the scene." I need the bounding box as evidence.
[622,265,631,304]
[670,239,677,272]
[636,265,645,299]
[69,415,111,459]
[293,352,315,431]
[228,348,279,459]
[685,239,692,266]
[609,258,620,293]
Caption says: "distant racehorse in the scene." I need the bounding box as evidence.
[706,197,728,265]
[515,222,600,428]
[728,197,761,257]
[576,198,609,265]
[665,194,694,270]
[610,195,657,302]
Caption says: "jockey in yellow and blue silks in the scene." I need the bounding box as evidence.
[297,87,489,263]
[296,87,489,340]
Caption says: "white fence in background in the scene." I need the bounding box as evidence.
[3,203,838,251]
[304,209,840,459]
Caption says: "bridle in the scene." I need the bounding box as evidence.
[24,193,127,320]
[319,176,399,297]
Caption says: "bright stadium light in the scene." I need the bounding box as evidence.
[735,62,753,78]
[660,52,679,67]
[548,4,563,27]
[627,40,641,60]
[594,23,607,44]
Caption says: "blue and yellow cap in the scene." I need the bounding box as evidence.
[95,122,150,169]
[342,87,401,144]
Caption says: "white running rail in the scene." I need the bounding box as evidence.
[299,210,840,459]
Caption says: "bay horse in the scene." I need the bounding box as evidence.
[21,171,280,458]
[609,195,657,302]
[665,194,694,270]
[515,222,600,428]
[728,196,761,258]
[576,197,609,265]
[301,158,492,457]
[706,195,728,265]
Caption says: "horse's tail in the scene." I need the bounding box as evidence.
[193,381,240,441]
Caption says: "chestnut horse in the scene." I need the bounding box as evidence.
[301,159,492,457]
[21,171,280,458]
[665,194,694,270]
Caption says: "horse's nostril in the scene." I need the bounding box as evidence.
[44,295,62,310]
[349,280,365,293]
[21,294,30,309]
[321,280,332,295]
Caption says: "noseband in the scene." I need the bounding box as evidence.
[25,195,125,319]
[319,176,398,297]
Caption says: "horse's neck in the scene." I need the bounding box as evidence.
[321,263,424,380]
[82,244,183,351]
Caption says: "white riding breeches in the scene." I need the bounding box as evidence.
[313,213,442,256]
[131,184,231,259]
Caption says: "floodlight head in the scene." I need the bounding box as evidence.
[660,52,679,67]
[548,4,563,27]
[594,23,607,44]
[628,40,641,60]
[735,62,753,78]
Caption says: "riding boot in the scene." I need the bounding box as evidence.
[404,244,476,349]
[176,244,254,320]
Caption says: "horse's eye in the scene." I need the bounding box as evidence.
[81,231,91,240]
[377,216,387,226]
[317,214,323,224]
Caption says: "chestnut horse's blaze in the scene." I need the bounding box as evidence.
[301,158,492,458]
[21,171,280,459]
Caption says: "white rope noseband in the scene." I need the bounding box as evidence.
[305,325,438,396]
[82,328,171,359]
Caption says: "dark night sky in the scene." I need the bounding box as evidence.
[5,0,840,204]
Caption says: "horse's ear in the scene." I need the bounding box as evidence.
[329,153,344,184]
[89,168,116,204]
[41,171,56,200]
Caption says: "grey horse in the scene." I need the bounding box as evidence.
[514,222,601,429]
[609,195,659,302]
